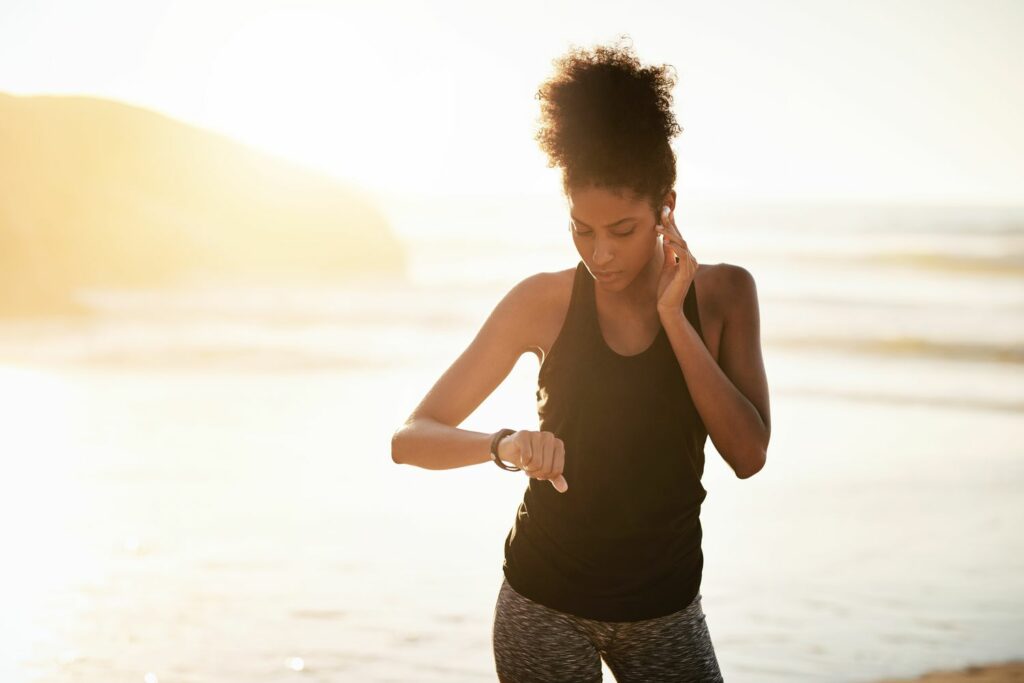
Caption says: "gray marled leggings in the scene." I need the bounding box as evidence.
[492,577,724,682]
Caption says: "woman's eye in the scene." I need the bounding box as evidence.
[574,229,634,237]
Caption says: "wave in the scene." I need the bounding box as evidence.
[777,251,1024,277]
[778,386,1024,414]
[768,335,1024,364]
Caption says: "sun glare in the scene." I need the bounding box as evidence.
[202,8,462,193]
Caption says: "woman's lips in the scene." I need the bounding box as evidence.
[594,270,620,280]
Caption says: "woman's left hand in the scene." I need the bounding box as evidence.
[656,205,699,316]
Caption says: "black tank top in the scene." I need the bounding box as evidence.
[502,259,709,622]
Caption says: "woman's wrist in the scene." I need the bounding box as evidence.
[657,303,684,321]
[489,429,520,471]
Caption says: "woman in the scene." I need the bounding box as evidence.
[391,37,770,682]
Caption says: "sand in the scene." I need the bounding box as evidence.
[874,661,1024,682]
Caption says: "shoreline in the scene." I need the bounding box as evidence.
[874,660,1024,682]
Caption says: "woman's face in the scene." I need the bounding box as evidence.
[566,184,664,288]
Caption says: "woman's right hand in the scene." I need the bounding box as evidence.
[498,430,568,493]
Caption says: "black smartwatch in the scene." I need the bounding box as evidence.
[489,428,520,471]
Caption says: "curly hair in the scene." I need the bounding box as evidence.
[534,36,682,215]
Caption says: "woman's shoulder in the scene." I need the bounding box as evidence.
[697,262,755,314]
[508,266,576,307]
[697,259,750,297]
[504,266,577,362]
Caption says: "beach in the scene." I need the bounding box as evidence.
[875,660,1024,682]
[1,198,1022,682]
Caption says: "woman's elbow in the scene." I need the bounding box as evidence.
[736,449,766,479]
[391,427,408,465]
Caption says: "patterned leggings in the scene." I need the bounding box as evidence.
[492,577,724,682]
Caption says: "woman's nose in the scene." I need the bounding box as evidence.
[592,238,616,265]
[592,251,615,268]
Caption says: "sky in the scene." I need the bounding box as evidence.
[1,0,1021,205]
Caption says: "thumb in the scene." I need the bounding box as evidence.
[550,474,568,493]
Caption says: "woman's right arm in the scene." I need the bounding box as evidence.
[390,273,549,470]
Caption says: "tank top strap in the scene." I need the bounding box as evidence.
[538,261,597,383]
[565,260,597,339]
[683,277,705,343]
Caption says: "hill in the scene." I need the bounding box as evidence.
[0,92,405,316]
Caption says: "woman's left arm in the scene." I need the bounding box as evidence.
[661,265,771,479]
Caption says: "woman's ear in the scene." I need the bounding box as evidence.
[663,189,677,213]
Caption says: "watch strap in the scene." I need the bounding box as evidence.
[489,428,520,471]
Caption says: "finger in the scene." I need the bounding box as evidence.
[538,432,554,478]
[528,432,545,477]
[661,206,683,240]
[551,474,568,493]
[661,235,689,255]
[665,225,684,244]
[656,225,684,245]
[663,237,677,266]
[531,432,546,477]
[542,432,558,474]
[664,237,693,263]
[553,439,565,482]
[661,235,676,260]
[520,437,534,472]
